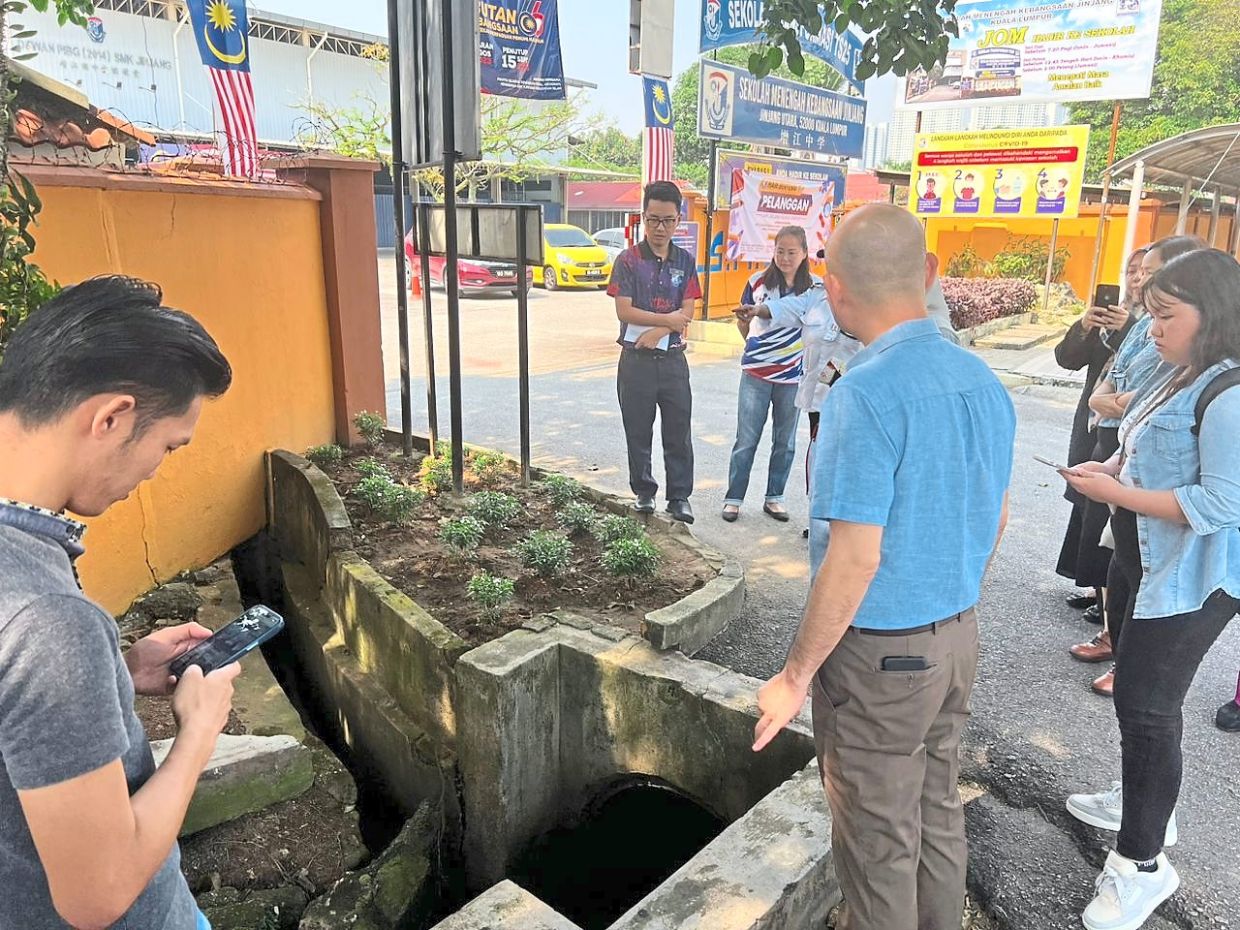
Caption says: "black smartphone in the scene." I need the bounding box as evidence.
[169,605,284,678]
[1093,284,1121,309]
[881,656,930,672]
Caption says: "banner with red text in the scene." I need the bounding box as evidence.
[726,169,835,263]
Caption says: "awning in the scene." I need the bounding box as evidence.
[1109,122,1240,193]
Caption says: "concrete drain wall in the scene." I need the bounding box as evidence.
[261,450,840,928]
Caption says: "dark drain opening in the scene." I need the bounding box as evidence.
[508,778,727,930]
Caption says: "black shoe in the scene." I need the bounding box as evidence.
[801,527,809,539]
[666,499,694,524]
[1066,592,1098,610]
[721,506,739,523]
[1082,603,1104,624]
[763,503,791,523]
[634,496,655,514]
[1216,700,1240,733]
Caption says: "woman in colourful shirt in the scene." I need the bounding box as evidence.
[1062,249,1240,930]
[722,227,816,522]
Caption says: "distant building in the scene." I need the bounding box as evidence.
[879,101,1069,167]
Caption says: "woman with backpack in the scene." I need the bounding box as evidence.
[1061,249,1240,930]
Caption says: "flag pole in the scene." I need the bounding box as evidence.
[386,0,414,458]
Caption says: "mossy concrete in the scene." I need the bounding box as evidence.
[200,886,309,930]
[430,881,585,930]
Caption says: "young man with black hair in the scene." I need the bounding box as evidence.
[0,275,237,930]
[607,180,701,523]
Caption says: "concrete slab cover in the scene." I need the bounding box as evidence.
[429,881,585,930]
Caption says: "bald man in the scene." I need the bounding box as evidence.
[749,206,1015,930]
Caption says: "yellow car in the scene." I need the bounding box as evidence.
[535,223,613,290]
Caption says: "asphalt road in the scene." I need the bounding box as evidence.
[376,254,1240,929]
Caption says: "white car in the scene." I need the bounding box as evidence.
[592,227,628,264]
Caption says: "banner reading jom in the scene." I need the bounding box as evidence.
[479,0,566,100]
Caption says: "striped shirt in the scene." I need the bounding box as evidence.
[739,272,817,383]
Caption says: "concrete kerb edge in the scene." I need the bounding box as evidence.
[956,311,1035,347]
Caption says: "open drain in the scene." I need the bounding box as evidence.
[507,777,727,930]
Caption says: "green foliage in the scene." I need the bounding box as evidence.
[305,444,345,469]
[468,450,508,487]
[945,246,990,279]
[592,514,646,545]
[354,475,424,523]
[515,530,574,578]
[441,516,485,554]
[466,571,516,618]
[1070,0,1240,181]
[539,474,582,507]
[602,536,662,579]
[354,457,391,480]
[555,501,599,536]
[747,0,959,81]
[353,411,386,446]
[568,125,642,176]
[990,236,1069,283]
[467,490,521,529]
[419,456,454,494]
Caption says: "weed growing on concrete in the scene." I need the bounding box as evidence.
[602,537,662,578]
[353,411,387,446]
[515,530,574,577]
[354,457,391,480]
[441,516,486,554]
[467,491,522,530]
[593,514,646,545]
[355,475,424,523]
[466,571,516,618]
[469,450,508,486]
[540,474,582,507]
[420,456,454,494]
[305,444,344,469]
[556,501,599,536]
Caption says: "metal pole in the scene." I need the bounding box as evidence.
[1208,188,1222,246]
[1175,176,1193,234]
[415,194,439,449]
[1085,103,1122,307]
[1042,218,1059,317]
[1119,159,1145,303]
[440,0,465,492]
[1230,189,1240,258]
[701,140,718,320]
[386,0,413,457]
[516,209,532,486]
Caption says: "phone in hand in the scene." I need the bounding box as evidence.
[1033,454,1068,471]
[1092,284,1121,311]
[169,605,284,678]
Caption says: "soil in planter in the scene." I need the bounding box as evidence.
[319,446,712,647]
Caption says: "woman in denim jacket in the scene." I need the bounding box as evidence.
[1062,249,1240,930]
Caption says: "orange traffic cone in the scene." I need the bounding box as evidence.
[410,264,422,299]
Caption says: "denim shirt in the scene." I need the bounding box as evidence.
[1118,359,1240,618]
[1099,316,1160,429]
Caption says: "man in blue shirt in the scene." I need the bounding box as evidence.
[750,205,1015,930]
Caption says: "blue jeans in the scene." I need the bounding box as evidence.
[725,374,799,506]
[197,910,212,930]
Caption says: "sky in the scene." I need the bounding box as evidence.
[253,0,896,134]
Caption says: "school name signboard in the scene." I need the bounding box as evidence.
[909,126,1091,220]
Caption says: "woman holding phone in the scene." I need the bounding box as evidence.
[1061,249,1240,930]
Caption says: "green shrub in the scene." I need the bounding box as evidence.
[467,491,522,529]
[355,457,390,480]
[602,537,662,578]
[420,456,454,494]
[945,245,992,279]
[354,475,424,523]
[305,444,344,469]
[593,514,646,545]
[470,450,508,486]
[353,411,387,446]
[466,571,516,618]
[556,501,599,536]
[515,530,574,577]
[540,474,582,506]
[990,236,1070,283]
[441,516,486,554]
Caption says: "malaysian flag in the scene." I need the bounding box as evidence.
[187,0,258,178]
[642,76,674,187]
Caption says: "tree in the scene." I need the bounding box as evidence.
[672,45,844,187]
[747,0,960,80]
[567,126,642,176]
[1070,0,1240,181]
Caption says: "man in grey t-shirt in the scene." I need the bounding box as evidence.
[0,276,237,929]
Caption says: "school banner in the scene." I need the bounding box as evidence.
[479,0,566,99]
[698,59,866,160]
[714,150,846,212]
[908,126,1091,220]
[726,169,835,263]
[900,0,1162,109]
[699,0,865,93]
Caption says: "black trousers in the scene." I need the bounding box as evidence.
[617,348,694,500]
[1114,589,1239,860]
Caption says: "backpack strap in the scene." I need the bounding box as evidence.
[1192,368,1240,436]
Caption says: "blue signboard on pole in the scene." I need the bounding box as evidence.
[479,0,566,100]
[699,0,865,94]
[697,59,866,160]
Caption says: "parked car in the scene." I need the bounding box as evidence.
[403,231,533,297]
[592,227,628,263]
[534,223,613,290]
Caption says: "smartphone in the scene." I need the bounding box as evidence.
[881,656,929,672]
[1033,454,1068,470]
[1092,284,1121,309]
[169,605,285,678]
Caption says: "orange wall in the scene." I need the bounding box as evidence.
[26,168,337,614]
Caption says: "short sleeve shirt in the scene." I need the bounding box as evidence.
[607,240,702,351]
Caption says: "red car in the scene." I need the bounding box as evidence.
[404,231,533,297]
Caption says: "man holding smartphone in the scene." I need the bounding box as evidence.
[751,206,1014,930]
[0,276,237,930]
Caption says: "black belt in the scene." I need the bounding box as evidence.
[621,345,683,357]
[851,611,968,637]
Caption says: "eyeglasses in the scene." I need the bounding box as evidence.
[644,215,679,228]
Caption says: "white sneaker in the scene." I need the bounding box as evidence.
[1066,782,1178,847]
[1082,850,1180,930]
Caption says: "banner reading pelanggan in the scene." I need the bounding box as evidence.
[726,170,836,264]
